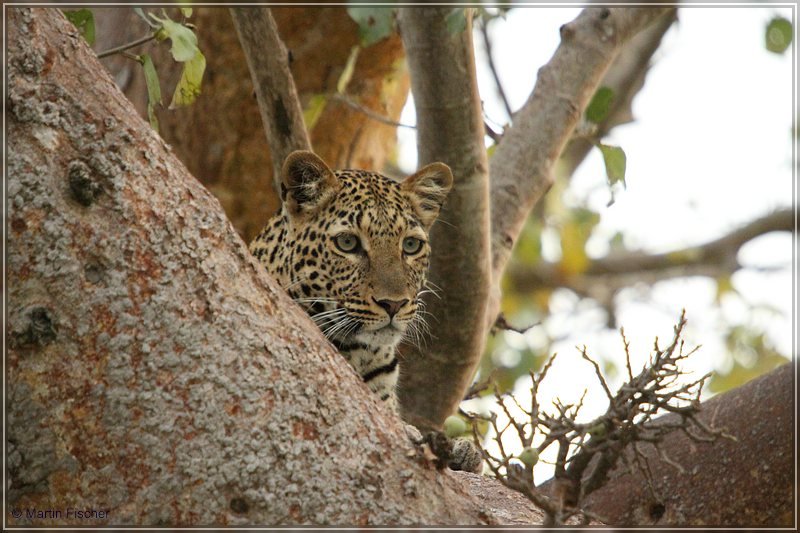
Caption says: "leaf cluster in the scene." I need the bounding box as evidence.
[63,7,206,131]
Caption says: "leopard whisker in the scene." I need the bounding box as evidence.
[424,280,444,294]
[417,289,441,300]
[322,314,357,340]
[293,297,338,305]
[316,310,348,330]
[309,307,347,320]
[283,276,310,292]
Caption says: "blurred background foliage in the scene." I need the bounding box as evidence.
[467,9,793,403]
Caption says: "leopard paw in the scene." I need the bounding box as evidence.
[448,437,483,473]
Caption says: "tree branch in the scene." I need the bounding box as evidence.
[486,7,674,325]
[397,8,491,430]
[96,33,157,59]
[558,9,678,179]
[229,7,310,190]
[504,207,793,296]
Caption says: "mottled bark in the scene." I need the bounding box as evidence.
[487,7,673,327]
[4,8,524,526]
[396,8,491,431]
[581,363,795,527]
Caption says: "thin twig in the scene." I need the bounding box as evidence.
[328,93,416,129]
[493,312,540,335]
[97,34,157,59]
[479,18,513,119]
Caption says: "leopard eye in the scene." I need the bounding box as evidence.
[402,237,424,255]
[334,233,361,253]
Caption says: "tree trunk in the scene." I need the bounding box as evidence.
[4,8,521,526]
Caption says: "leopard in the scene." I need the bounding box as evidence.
[250,150,481,473]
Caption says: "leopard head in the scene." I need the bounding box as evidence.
[279,150,453,348]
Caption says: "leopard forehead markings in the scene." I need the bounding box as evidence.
[250,150,453,412]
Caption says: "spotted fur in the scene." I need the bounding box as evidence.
[250,151,452,412]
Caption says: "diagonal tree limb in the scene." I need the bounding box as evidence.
[397,7,491,430]
[504,207,793,296]
[487,7,674,327]
[229,7,311,190]
[558,9,678,179]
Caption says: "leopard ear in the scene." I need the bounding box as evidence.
[281,151,340,218]
[401,162,454,228]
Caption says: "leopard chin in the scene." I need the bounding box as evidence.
[355,324,405,347]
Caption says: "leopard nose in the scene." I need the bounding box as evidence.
[374,297,409,318]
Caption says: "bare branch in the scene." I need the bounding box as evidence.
[583,363,793,526]
[96,33,156,59]
[475,312,723,525]
[505,207,793,297]
[487,7,674,328]
[328,93,416,130]
[229,7,311,189]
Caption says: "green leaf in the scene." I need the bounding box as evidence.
[598,143,627,188]
[446,8,468,35]
[337,46,360,95]
[346,7,396,47]
[303,94,328,131]
[585,86,614,124]
[765,16,793,54]
[63,9,95,46]
[140,54,162,131]
[169,50,206,108]
[150,14,199,62]
[180,7,193,18]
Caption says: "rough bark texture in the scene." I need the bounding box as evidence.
[487,7,673,327]
[395,8,491,431]
[581,363,795,527]
[4,8,521,526]
[93,7,409,242]
[229,7,311,189]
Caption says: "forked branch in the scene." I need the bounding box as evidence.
[464,311,728,526]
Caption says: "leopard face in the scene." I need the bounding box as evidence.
[250,151,453,352]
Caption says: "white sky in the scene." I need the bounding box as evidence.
[398,6,795,478]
